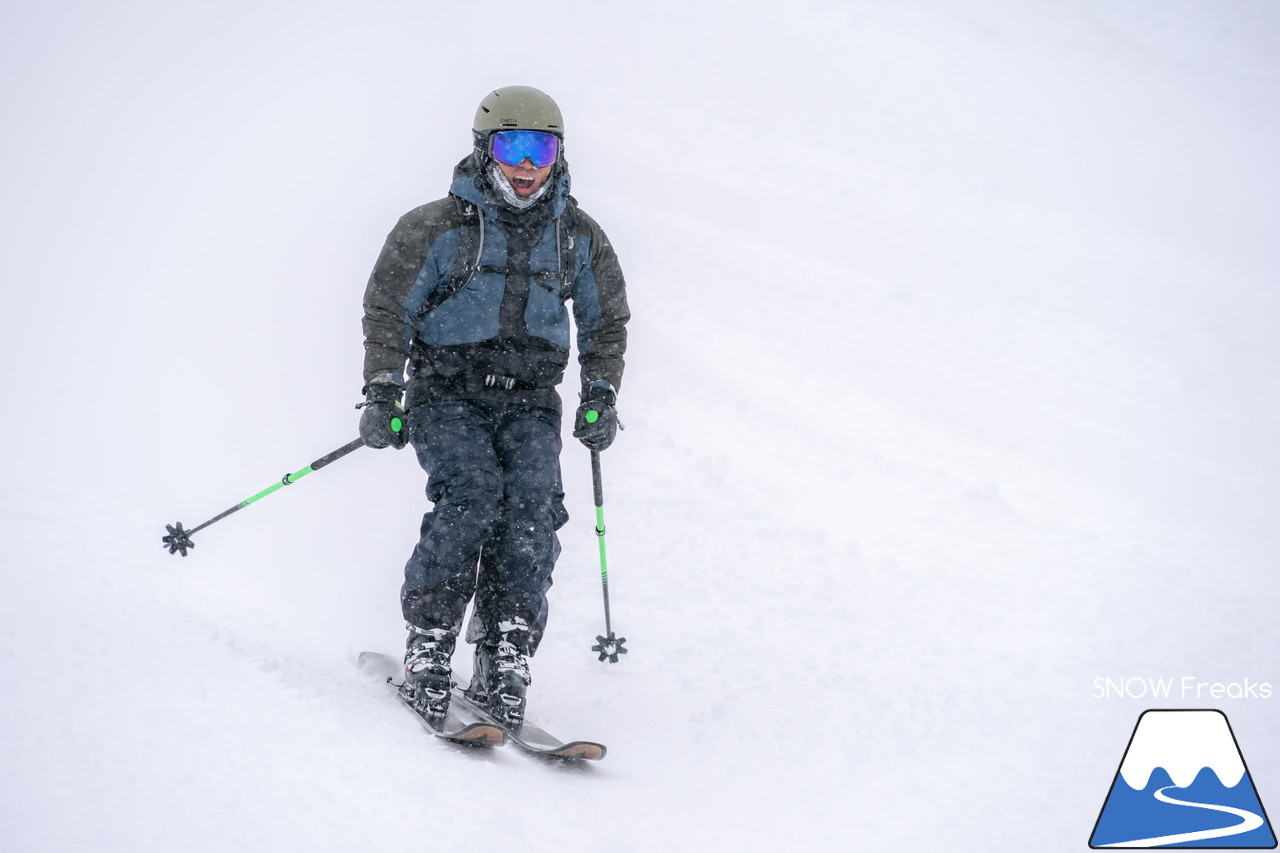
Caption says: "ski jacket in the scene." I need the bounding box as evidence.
[362,156,629,409]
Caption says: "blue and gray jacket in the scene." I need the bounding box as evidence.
[362,155,629,410]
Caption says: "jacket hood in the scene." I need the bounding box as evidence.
[448,154,571,220]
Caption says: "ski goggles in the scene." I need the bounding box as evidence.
[490,130,560,169]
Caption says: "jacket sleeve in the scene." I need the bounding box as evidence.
[361,205,441,388]
[572,209,630,394]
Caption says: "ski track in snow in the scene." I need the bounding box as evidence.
[4,1,1280,851]
[1098,786,1265,848]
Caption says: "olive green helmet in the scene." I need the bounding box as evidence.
[473,86,564,136]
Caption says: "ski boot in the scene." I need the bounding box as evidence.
[465,619,532,726]
[399,626,456,718]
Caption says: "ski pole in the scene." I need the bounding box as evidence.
[162,404,405,557]
[588,449,627,663]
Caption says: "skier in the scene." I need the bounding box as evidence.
[358,86,630,725]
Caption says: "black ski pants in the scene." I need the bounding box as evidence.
[401,398,568,654]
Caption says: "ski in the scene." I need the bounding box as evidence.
[451,686,607,761]
[358,651,505,747]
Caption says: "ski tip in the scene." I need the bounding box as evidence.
[413,706,506,747]
[357,650,399,680]
[465,725,508,748]
[548,741,606,761]
[436,721,506,747]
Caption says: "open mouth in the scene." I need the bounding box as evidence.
[511,175,536,192]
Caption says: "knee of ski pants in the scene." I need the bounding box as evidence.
[422,467,505,541]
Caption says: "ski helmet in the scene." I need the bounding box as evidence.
[473,86,564,136]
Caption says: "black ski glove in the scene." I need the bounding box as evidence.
[358,381,407,449]
[573,384,618,452]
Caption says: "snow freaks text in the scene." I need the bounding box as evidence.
[1092,676,1274,701]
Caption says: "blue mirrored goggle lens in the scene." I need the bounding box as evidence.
[491,130,560,169]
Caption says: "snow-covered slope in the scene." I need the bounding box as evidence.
[3,2,1279,851]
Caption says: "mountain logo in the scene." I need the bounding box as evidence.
[1090,709,1276,848]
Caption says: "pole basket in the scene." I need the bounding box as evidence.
[592,632,628,663]
[162,522,195,557]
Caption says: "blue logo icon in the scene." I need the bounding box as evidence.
[1090,709,1276,848]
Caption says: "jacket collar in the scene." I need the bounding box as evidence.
[448,154,571,221]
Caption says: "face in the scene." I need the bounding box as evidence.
[497,157,553,198]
